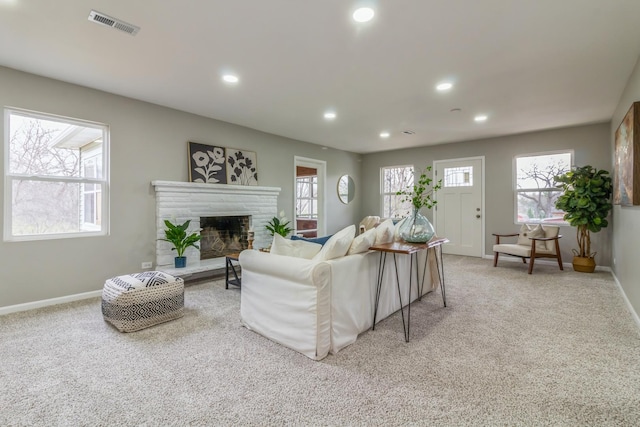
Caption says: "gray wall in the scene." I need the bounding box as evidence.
[360,123,612,265]
[610,56,640,319]
[0,66,361,308]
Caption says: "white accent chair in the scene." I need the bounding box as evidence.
[358,216,381,234]
[493,224,563,274]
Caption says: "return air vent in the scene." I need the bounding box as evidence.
[88,10,140,35]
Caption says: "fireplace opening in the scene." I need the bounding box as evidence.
[199,216,250,260]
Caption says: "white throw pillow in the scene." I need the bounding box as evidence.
[270,234,322,259]
[348,227,377,255]
[517,224,545,250]
[313,225,356,261]
[374,219,395,245]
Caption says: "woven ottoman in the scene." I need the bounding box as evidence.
[102,271,184,332]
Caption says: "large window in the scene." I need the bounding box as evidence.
[515,151,571,224]
[296,175,317,219]
[381,165,413,218]
[4,108,109,240]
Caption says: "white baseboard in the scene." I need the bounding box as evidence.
[611,272,640,332]
[0,290,102,316]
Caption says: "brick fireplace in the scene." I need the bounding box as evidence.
[152,181,280,273]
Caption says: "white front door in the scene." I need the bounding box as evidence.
[434,158,484,257]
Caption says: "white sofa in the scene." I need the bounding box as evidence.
[239,222,438,360]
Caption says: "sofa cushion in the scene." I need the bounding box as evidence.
[348,227,376,255]
[313,225,356,261]
[374,219,395,245]
[291,234,333,245]
[271,234,322,259]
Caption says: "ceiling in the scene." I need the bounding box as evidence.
[2,1,640,154]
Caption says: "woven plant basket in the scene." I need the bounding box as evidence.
[572,256,596,273]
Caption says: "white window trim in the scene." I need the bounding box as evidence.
[513,149,573,225]
[4,107,110,241]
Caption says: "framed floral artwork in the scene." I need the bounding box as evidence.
[188,142,227,184]
[614,102,640,206]
[226,148,258,185]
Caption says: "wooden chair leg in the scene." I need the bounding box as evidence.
[555,239,564,270]
[522,258,527,264]
[493,252,499,267]
[528,257,535,274]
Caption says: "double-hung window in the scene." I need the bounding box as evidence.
[4,108,109,240]
[514,151,571,224]
[381,165,414,219]
[296,175,318,219]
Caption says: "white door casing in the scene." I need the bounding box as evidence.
[434,157,484,257]
[293,156,326,237]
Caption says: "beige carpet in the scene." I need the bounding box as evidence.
[1,255,639,426]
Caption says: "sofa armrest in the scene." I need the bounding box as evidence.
[239,250,331,360]
[492,232,519,244]
[239,250,328,286]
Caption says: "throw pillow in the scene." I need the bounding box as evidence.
[517,224,545,250]
[270,234,322,259]
[290,234,333,245]
[374,219,395,245]
[312,225,356,261]
[348,227,377,255]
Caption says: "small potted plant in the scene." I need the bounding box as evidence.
[554,165,613,272]
[161,219,201,268]
[266,210,293,237]
[396,166,442,242]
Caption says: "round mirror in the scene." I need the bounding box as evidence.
[338,174,355,204]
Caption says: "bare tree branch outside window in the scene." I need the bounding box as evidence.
[6,110,107,238]
[515,153,571,223]
[381,166,414,218]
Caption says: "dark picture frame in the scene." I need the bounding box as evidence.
[614,102,640,206]
[188,142,227,184]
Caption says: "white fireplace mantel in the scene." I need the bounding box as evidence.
[152,180,281,275]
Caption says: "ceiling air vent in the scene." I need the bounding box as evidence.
[88,10,140,36]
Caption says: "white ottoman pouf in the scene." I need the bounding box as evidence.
[102,271,184,332]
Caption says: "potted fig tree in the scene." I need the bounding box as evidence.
[554,165,613,273]
[161,219,201,268]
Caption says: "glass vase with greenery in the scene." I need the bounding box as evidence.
[396,166,442,242]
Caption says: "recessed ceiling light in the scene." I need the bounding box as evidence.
[380,132,390,138]
[474,114,488,122]
[222,74,239,83]
[436,82,453,91]
[353,7,375,23]
[324,111,336,120]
